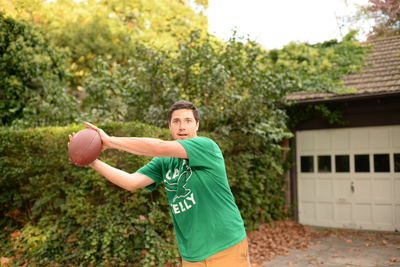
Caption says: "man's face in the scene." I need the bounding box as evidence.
[169,108,199,140]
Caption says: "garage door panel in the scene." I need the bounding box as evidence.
[335,203,352,223]
[298,132,314,151]
[317,202,334,221]
[300,178,315,201]
[334,179,352,199]
[395,205,400,227]
[373,204,393,225]
[354,203,373,223]
[332,130,350,150]
[300,202,315,222]
[395,179,400,202]
[317,179,333,200]
[315,132,331,150]
[392,128,400,148]
[353,179,372,202]
[370,128,390,149]
[372,178,392,202]
[350,129,369,149]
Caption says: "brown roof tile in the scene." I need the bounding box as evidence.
[288,35,400,102]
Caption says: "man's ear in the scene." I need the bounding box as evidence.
[196,121,199,131]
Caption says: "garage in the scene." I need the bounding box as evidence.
[289,35,400,232]
[296,125,400,231]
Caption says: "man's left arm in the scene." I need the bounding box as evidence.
[84,122,188,158]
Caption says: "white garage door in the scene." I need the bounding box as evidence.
[296,125,400,231]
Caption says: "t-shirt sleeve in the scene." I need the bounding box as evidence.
[137,157,164,191]
[177,137,223,168]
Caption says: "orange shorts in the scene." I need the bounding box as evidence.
[181,237,251,267]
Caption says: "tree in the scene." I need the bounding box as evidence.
[366,0,400,36]
[0,12,79,127]
[343,0,400,38]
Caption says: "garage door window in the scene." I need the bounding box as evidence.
[318,155,331,172]
[394,154,400,172]
[355,154,370,172]
[301,156,314,172]
[374,154,390,172]
[335,155,350,172]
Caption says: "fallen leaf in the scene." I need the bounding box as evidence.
[1,257,11,265]
[10,230,20,239]
[309,260,324,265]
[389,258,398,262]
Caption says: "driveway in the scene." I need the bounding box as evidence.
[263,227,400,267]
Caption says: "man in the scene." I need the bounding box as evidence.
[72,100,250,266]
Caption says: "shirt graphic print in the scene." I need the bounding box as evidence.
[164,159,197,214]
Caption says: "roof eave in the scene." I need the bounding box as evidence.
[291,91,400,104]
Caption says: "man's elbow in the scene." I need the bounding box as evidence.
[126,182,141,191]
[126,172,152,191]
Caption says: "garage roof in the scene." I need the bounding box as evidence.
[288,35,400,103]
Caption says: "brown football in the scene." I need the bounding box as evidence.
[68,128,102,166]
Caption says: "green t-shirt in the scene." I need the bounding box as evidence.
[137,136,246,261]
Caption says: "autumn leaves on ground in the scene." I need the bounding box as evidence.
[248,219,319,266]
[247,219,400,267]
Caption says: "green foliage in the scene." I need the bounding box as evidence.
[81,43,179,125]
[0,122,287,265]
[0,12,79,127]
[286,103,349,130]
[268,31,369,93]
[2,0,209,90]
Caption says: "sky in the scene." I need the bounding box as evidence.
[207,0,372,49]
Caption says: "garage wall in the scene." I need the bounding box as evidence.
[295,95,400,131]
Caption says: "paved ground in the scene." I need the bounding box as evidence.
[264,227,400,267]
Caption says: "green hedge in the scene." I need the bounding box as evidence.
[0,122,287,265]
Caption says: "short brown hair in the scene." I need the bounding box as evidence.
[168,100,200,123]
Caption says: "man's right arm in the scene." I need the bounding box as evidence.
[89,159,155,191]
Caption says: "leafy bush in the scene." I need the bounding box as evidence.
[0,122,177,266]
[0,122,287,265]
